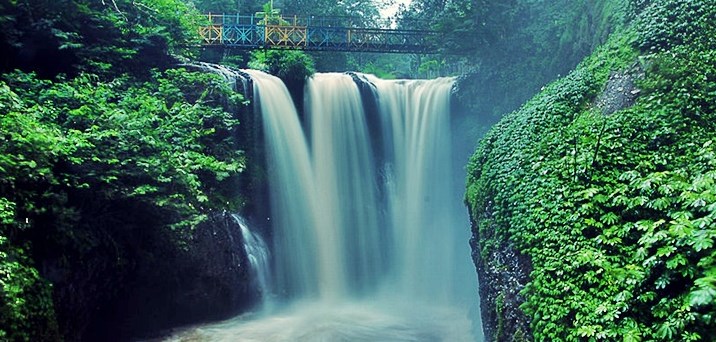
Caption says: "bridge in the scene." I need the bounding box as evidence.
[199,13,438,53]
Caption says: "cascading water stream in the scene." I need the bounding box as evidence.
[232,215,271,303]
[242,69,320,299]
[306,73,385,298]
[360,74,474,305]
[171,69,483,341]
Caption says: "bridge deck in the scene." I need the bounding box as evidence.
[199,14,438,53]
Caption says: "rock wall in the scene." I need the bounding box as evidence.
[466,1,716,340]
[106,211,257,340]
[469,203,532,342]
[45,209,258,341]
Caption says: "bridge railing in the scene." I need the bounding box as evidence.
[199,13,438,53]
[203,13,431,29]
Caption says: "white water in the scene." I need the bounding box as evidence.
[361,75,477,306]
[232,215,271,303]
[169,70,482,341]
[244,69,321,300]
[306,73,386,299]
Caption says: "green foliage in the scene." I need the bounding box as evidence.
[0,1,254,340]
[0,0,201,77]
[415,0,631,125]
[495,291,505,340]
[423,0,629,59]
[345,53,415,79]
[220,55,246,69]
[192,0,264,13]
[249,50,316,81]
[0,68,247,338]
[3,69,245,227]
[466,1,716,340]
[0,237,59,341]
[636,0,716,53]
[360,62,396,80]
[279,0,381,19]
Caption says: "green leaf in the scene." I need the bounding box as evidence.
[666,254,687,269]
[577,325,598,338]
[691,230,715,252]
[623,328,642,342]
[648,197,671,210]
[656,245,676,258]
[601,212,619,225]
[656,323,676,340]
[689,282,716,307]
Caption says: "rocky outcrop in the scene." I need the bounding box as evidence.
[106,211,257,340]
[45,210,258,341]
[469,202,532,342]
[594,62,645,115]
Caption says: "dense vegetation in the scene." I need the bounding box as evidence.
[1,68,247,340]
[0,1,255,340]
[0,0,200,77]
[466,0,716,340]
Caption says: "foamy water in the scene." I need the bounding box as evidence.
[168,299,475,342]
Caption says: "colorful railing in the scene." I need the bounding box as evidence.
[199,13,438,53]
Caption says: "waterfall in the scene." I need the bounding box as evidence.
[242,69,320,299]
[171,69,482,341]
[361,75,473,305]
[232,215,271,303]
[306,73,385,298]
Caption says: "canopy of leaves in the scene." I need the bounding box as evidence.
[0,236,59,341]
[0,0,201,77]
[278,0,381,20]
[398,0,629,123]
[192,0,263,13]
[0,0,258,339]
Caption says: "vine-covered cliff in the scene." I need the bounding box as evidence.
[466,0,716,340]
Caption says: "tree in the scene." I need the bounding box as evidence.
[0,0,201,77]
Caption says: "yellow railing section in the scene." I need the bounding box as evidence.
[200,13,310,47]
[200,13,225,45]
[262,15,307,47]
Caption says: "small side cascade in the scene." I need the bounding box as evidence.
[231,214,272,305]
[181,61,251,95]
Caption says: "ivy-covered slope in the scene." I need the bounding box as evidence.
[466,0,716,340]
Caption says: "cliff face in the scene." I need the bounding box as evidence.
[0,66,263,341]
[469,203,532,342]
[466,1,716,340]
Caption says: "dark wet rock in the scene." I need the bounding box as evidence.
[46,210,257,342]
[107,211,257,341]
[469,202,533,342]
